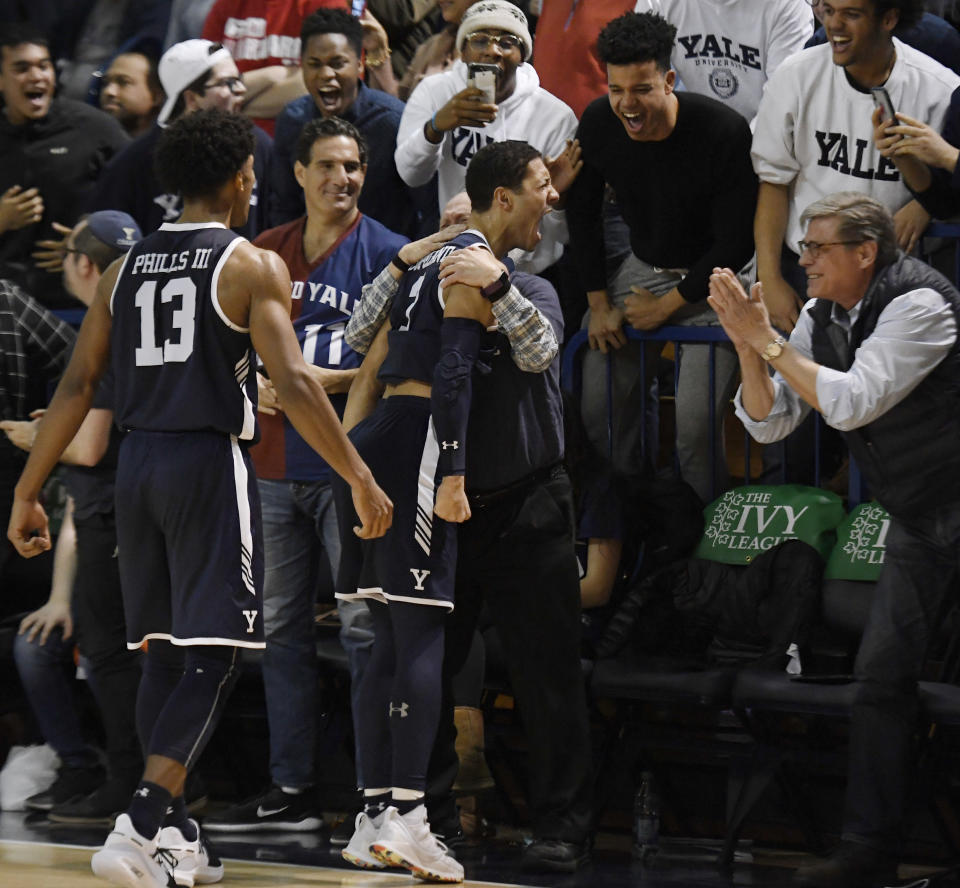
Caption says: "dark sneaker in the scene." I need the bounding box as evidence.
[793,841,898,888]
[202,786,322,833]
[48,778,135,825]
[430,811,466,849]
[25,763,105,812]
[522,837,591,873]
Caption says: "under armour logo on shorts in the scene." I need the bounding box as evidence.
[441,441,459,450]
[389,702,409,718]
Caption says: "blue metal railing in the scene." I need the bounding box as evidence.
[561,325,864,506]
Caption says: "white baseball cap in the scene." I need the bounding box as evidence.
[157,39,234,127]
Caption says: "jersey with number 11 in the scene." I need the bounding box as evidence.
[109,222,258,441]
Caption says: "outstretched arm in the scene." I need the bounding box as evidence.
[346,224,466,354]
[438,244,558,371]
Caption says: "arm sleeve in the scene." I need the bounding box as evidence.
[491,281,559,372]
[432,316,484,476]
[733,306,815,441]
[564,112,609,293]
[677,120,758,302]
[345,265,401,354]
[12,286,76,377]
[394,78,447,188]
[815,288,958,430]
[751,64,801,185]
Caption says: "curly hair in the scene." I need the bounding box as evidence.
[295,116,368,166]
[466,140,541,213]
[301,8,363,57]
[154,109,255,200]
[872,0,923,31]
[596,11,676,71]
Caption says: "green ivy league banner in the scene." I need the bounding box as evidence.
[824,502,890,582]
[695,485,845,565]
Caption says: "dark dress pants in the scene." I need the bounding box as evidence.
[427,470,593,843]
[843,502,960,849]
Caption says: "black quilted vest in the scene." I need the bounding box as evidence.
[808,254,960,519]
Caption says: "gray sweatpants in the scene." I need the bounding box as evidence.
[580,253,740,504]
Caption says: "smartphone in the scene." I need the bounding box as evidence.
[871,86,897,124]
[467,62,499,106]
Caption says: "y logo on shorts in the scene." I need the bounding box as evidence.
[242,610,259,633]
[409,569,431,591]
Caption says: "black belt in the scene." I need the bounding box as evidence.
[467,463,563,509]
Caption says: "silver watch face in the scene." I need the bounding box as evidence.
[763,338,783,360]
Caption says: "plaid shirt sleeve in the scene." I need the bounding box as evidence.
[0,281,75,420]
[490,285,558,373]
[345,265,400,355]
[12,285,76,377]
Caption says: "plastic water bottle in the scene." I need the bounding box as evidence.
[633,771,660,862]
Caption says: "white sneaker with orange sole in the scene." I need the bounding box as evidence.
[370,805,464,883]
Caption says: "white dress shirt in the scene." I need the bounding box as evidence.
[735,288,958,441]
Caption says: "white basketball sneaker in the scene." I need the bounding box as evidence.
[341,810,386,869]
[370,805,464,883]
[91,813,176,888]
[158,820,224,886]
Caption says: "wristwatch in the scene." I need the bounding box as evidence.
[761,335,787,362]
[480,270,510,302]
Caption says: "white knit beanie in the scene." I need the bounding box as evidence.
[455,1,532,61]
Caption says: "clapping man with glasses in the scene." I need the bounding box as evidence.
[711,191,960,887]
[395,0,582,276]
[90,39,272,240]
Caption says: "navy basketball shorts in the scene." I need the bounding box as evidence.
[335,395,456,611]
[114,430,265,649]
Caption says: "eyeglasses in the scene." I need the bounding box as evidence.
[797,239,864,259]
[203,76,245,95]
[466,32,522,53]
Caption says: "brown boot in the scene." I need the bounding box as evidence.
[453,706,495,794]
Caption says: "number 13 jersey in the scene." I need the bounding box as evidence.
[109,222,258,441]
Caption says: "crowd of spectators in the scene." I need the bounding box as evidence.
[3,1,960,886]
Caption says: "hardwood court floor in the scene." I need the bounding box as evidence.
[0,841,520,888]
[4,810,954,888]
[0,811,803,888]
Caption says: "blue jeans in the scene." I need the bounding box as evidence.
[258,478,372,788]
[843,502,960,850]
[13,627,99,769]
